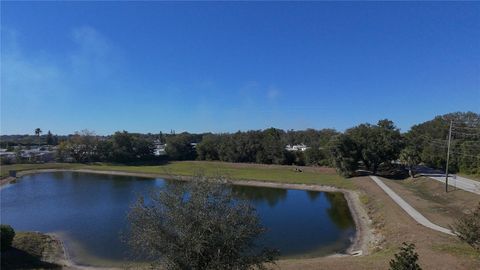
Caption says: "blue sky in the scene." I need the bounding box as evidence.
[1,2,479,135]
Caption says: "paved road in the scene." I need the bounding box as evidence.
[423,174,480,195]
[369,176,454,236]
[413,165,480,195]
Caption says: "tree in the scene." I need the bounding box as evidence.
[133,136,155,161]
[400,146,421,178]
[34,128,42,146]
[256,128,284,164]
[34,128,42,137]
[111,131,136,162]
[68,130,98,163]
[196,134,220,161]
[304,146,324,166]
[0,224,15,252]
[405,112,480,174]
[165,133,197,160]
[451,202,480,251]
[46,131,54,145]
[330,134,360,177]
[56,141,72,162]
[127,176,278,270]
[389,242,422,270]
[346,120,403,175]
[96,140,113,161]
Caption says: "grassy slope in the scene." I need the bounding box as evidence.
[0,161,354,189]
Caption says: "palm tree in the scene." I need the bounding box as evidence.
[34,128,42,147]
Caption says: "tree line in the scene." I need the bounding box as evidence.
[332,112,480,177]
[193,128,338,166]
[3,111,478,177]
[56,130,157,163]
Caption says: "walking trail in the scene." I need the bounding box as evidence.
[369,176,454,236]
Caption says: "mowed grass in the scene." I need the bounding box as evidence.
[1,161,354,189]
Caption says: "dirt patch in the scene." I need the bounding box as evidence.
[0,176,16,186]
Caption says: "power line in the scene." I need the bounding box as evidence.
[452,126,480,131]
[452,132,480,138]
[450,152,480,159]
[459,140,480,144]
[453,129,480,133]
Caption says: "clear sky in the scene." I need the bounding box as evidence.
[1,1,479,135]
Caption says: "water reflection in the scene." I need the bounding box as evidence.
[232,185,287,207]
[306,190,321,201]
[324,192,354,229]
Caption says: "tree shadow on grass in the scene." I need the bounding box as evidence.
[355,166,410,180]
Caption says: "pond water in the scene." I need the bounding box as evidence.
[0,172,355,267]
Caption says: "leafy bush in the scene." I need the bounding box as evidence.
[1,224,15,251]
[389,242,422,270]
[127,175,278,269]
[451,203,480,251]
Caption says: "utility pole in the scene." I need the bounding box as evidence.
[445,120,453,193]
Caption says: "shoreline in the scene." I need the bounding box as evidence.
[2,168,373,268]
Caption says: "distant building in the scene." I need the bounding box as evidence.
[285,144,309,152]
[0,151,17,163]
[153,140,167,156]
[21,148,56,162]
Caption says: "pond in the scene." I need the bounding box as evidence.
[0,172,355,267]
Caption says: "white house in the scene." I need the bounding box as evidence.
[285,144,309,152]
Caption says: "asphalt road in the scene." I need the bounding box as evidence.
[411,165,480,195]
[424,174,480,195]
[369,176,454,236]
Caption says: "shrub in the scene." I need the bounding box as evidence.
[1,224,15,251]
[451,202,480,251]
[127,175,278,269]
[389,242,422,270]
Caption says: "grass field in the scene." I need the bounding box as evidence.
[0,161,354,189]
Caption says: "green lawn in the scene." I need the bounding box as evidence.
[1,161,353,189]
